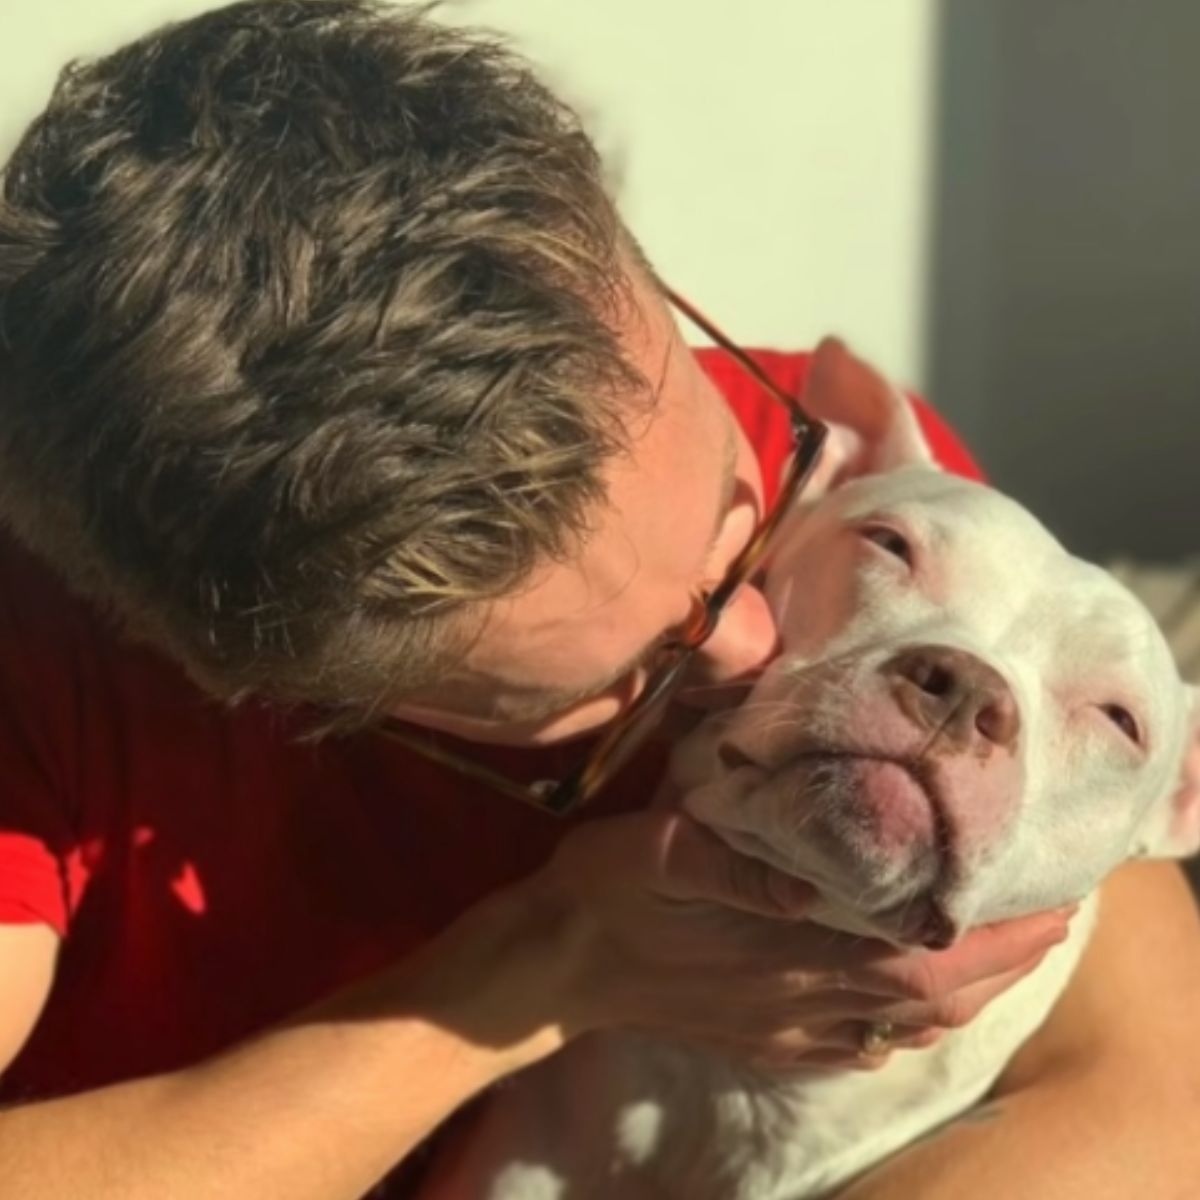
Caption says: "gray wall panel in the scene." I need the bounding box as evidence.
[929,0,1200,563]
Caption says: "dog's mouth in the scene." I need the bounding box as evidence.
[699,750,961,948]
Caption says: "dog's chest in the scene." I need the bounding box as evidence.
[470,905,1092,1200]
[591,1035,1004,1199]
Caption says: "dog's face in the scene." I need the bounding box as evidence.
[671,345,1200,949]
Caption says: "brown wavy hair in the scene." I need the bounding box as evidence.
[0,0,643,724]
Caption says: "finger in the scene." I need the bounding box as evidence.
[753,1047,895,1074]
[759,1024,945,1074]
[848,909,1073,1002]
[814,1020,940,1055]
[657,812,815,919]
[716,1015,941,1060]
[881,952,1051,1029]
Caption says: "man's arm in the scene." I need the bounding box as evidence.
[837,860,1200,1200]
[0,924,56,1069]
[0,808,1069,1199]
[0,887,568,1200]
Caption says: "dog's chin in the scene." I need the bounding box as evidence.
[688,753,960,949]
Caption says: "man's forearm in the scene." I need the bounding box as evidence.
[839,861,1200,1200]
[0,887,569,1200]
[836,1057,1194,1200]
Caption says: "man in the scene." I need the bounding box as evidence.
[0,3,1194,1197]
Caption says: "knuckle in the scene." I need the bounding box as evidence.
[906,1028,945,1049]
[738,998,815,1041]
[931,995,973,1029]
[777,968,820,1000]
[826,968,856,993]
[762,1008,817,1042]
[755,1044,810,1072]
[852,1051,892,1072]
[740,1030,802,1066]
[902,1022,945,1051]
[762,1030,803,1057]
[895,957,942,1004]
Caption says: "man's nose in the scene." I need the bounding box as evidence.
[883,645,1021,751]
[686,585,780,688]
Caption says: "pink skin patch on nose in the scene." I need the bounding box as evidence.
[852,759,935,852]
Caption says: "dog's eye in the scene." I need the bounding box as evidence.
[1101,703,1141,745]
[860,525,913,566]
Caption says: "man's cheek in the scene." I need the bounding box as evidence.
[687,586,779,687]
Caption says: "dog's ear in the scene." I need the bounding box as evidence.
[1133,684,1200,860]
[801,337,936,497]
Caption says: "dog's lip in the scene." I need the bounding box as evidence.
[824,752,962,948]
[730,744,952,831]
[819,749,956,875]
[721,746,961,947]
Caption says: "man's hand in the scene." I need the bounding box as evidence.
[527,809,1072,1069]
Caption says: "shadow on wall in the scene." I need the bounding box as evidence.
[927,0,1200,567]
[927,0,1200,899]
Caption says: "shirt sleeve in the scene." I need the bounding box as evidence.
[693,346,988,494]
[0,731,75,935]
[0,541,88,936]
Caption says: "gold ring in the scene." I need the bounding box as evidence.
[860,1019,895,1057]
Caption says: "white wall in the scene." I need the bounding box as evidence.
[1,0,937,386]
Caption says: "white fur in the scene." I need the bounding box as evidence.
[434,354,1200,1199]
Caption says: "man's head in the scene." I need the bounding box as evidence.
[0,0,773,735]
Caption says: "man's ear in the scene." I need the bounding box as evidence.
[1133,684,1200,860]
[802,337,936,497]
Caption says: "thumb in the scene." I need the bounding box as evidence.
[657,812,815,919]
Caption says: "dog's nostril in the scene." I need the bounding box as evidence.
[975,696,1020,747]
[718,742,757,772]
[888,646,1020,749]
[915,664,956,698]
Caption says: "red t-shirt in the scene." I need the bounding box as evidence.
[0,349,979,1166]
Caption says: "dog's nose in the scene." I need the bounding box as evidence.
[884,645,1020,751]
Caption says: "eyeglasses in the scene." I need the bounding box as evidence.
[375,289,828,816]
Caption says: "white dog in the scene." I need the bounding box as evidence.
[438,342,1200,1200]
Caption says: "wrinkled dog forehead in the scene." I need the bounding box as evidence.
[807,466,1066,613]
[776,466,1179,690]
